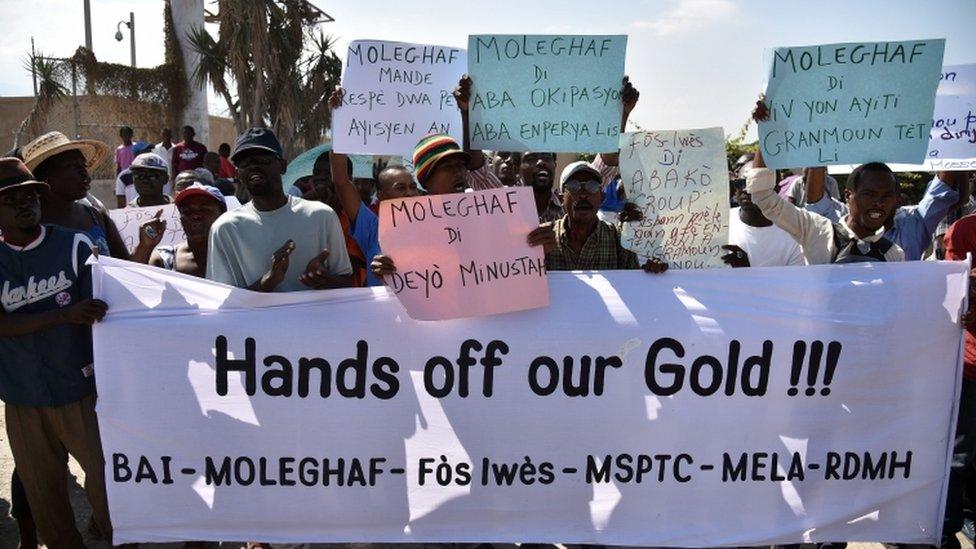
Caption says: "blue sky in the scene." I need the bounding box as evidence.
[1,0,973,140]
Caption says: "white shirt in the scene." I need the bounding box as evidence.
[114,168,173,206]
[153,142,174,178]
[728,208,806,267]
[747,167,904,264]
[207,196,353,292]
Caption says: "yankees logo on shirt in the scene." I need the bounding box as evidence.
[2,271,73,311]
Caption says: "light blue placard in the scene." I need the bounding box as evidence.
[759,39,945,169]
[350,154,375,179]
[467,34,627,153]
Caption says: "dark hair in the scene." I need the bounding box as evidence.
[377,165,412,189]
[218,143,231,153]
[182,125,195,134]
[309,151,355,180]
[523,151,556,161]
[120,126,133,136]
[847,162,895,192]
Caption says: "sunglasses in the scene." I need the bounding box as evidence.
[132,170,165,180]
[563,179,601,194]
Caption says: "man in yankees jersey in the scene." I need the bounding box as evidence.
[0,157,114,547]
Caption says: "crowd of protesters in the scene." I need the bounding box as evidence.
[0,70,974,549]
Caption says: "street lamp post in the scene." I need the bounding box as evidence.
[83,0,92,51]
[114,12,136,67]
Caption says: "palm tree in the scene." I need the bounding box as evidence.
[187,0,341,157]
[15,53,69,147]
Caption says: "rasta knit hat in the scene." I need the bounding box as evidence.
[412,133,470,184]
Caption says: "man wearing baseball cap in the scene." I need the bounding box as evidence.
[127,152,172,208]
[544,160,668,272]
[150,183,226,278]
[0,157,114,547]
[115,141,172,207]
[207,127,353,292]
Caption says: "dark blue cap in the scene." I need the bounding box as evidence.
[231,127,283,163]
[132,141,152,155]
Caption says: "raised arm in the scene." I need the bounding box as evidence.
[805,167,827,204]
[750,99,835,262]
[916,171,966,235]
[454,75,486,171]
[599,76,640,168]
[329,87,380,225]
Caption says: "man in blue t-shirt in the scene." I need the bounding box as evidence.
[0,157,113,547]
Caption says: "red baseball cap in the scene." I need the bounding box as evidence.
[174,183,227,212]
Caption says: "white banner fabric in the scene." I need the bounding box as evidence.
[92,257,968,545]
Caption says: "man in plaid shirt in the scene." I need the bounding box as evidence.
[545,161,668,273]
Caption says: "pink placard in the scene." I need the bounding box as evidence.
[378,186,549,320]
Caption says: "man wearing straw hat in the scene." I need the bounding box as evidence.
[22,131,164,262]
[0,157,114,547]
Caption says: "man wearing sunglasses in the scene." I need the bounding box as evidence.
[127,152,172,208]
[544,161,668,273]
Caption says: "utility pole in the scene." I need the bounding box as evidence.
[128,11,136,67]
[30,37,37,98]
[84,0,93,51]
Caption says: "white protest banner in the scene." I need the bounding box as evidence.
[618,128,729,269]
[759,39,945,169]
[333,40,467,156]
[467,34,627,152]
[94,257,967,545]
[828,64,976,174]
[378,186,547,320]
[109,197,241,253]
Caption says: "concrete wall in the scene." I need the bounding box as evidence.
[0,96,36,153]
[0,94,236,169]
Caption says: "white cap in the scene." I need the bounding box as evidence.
[130,152,169,173]
[559,160,602,192]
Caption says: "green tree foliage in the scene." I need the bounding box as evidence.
[186,0,342,157]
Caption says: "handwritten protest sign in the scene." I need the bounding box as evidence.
[467,34,627,153]
[333,40,467,156]
[378,186,547,320]
[828,63,976,173]
[109,197,241,253]
[759,39,945,169]
[94,256,968,545]
[619,128,729,269]
[930,64,976,162]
